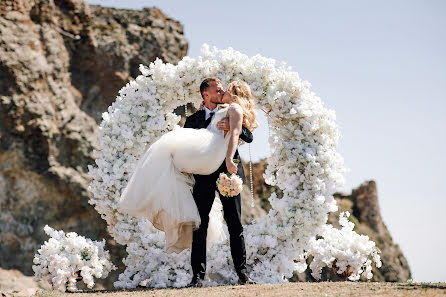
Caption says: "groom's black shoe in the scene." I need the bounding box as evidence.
[186,276,204,288]
[237,273,256,285]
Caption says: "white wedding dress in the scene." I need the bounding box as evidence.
[117,107,231,253]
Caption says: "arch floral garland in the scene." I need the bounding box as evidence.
[87,45,381,288]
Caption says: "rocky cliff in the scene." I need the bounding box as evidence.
[242,160,412,282]
[0,0,187,286]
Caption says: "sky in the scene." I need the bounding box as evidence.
[88,0,446,282]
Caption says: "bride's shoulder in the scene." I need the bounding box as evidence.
[228,102,242,113]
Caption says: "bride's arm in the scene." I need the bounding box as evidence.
[225,105,243,175]
[217,118,253,143]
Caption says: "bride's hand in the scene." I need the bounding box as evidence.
[226,158,238,175]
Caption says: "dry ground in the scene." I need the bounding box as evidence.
[26,282,446,297]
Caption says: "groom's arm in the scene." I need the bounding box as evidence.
[184,117,193,128]
[184,114,197,129]
[240,126,253,143]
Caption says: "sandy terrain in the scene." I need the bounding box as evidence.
[14,282,444,297]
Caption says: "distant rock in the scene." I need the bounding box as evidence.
[242,160,412,282]
[240,184,267,225]
[328,181,412,281]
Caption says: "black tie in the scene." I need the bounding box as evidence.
[203,112,214,128]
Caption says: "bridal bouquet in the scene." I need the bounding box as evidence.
[32,225,116,292]
[217,172,243,197]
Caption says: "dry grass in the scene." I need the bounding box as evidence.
[32,282,446,297]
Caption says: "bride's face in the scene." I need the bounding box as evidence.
[222,88,235,104]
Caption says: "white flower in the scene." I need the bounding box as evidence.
[307,212,381,281]
[86,44,379,288]
[33,225,117,292]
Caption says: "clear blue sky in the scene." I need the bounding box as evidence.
[88,0,446,282]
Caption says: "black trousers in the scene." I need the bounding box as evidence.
[190,162,247,279]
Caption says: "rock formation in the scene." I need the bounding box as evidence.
[242,160,412,281]
[0,0,187,288]
[328,181,412,282]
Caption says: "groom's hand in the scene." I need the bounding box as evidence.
[216,118,230,131]
[198,101,205,111]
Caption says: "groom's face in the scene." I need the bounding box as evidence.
[204,81,225,105]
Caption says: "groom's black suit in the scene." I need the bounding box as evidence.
[184,109,253,279]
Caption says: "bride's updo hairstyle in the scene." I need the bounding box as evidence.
[227,81,259,132]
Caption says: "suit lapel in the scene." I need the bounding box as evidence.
[197,110,206,127]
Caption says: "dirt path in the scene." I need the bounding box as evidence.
[29,282,446,297]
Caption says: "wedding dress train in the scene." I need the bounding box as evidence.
[117,107,231,253]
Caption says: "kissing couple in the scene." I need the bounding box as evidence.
[117,78,259,287]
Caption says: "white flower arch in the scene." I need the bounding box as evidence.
[87,45,380,288]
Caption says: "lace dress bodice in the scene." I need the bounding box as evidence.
[207,106,229,135]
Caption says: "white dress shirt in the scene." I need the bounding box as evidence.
[204,105,219,120]
[204,105,219,131]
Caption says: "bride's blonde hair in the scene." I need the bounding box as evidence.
[227,81,259,132]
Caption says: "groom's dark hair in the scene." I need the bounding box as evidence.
[200,77,221,99]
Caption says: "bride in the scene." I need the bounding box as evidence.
[117,80,258,253]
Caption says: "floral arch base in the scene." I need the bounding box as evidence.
[87,45,381,288]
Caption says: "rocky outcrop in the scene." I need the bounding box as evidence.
[242,160,411,282]
[240,185,267,225]
[241,159,281,214]
[0,0,187,287]
[328,181,412,282]
[75,4,188,123]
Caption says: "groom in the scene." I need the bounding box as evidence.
[184,78,255,287]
